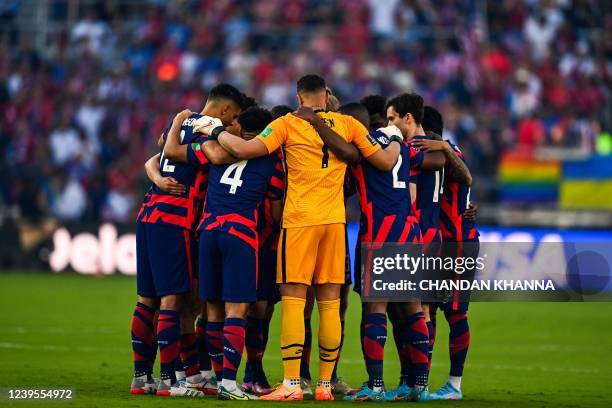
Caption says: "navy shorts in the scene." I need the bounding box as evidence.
[136,222,196,297]
[199,230,257,303]
[257,242,280,303]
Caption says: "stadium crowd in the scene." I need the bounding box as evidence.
[0,0,610,223]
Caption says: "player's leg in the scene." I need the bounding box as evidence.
[195,303,214,381]
[402,300,430,401]
[300,287,315,394]
[331,242,353,394]
[243,301,268,393]
[344,300,388,401]
[261,226,319,401]
[178,288,217,394]
[312,223,347,401]
[430,240,477,401]
[131,223,159,394]
[216,232,258,400]
[199,230,225,388]
[423,303,438,370]
[144,223,202,397]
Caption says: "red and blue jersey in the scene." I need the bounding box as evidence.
[257,153,285,251]
[137,113,209,230]
[409,135,443,243]
[440,141,479,242]
[351,129,420,244]
[197,153,285,250]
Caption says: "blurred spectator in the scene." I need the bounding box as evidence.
[0,0,609,222]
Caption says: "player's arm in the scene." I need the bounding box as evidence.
[293,107,360,164]
[410,182,417,204]
[412,135,472,186]
[200,141,238,165]
[144,153,186,195]
[216,132,268,159]
[163,109,194,163]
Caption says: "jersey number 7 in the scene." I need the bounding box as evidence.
[220,160,247,194]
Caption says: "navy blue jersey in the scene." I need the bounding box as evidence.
[409,135,443,243]
[440,141,479,242]
[351,129,420,243]
[137,113,209,230]
[197,154,285,250]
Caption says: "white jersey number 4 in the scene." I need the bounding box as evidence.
[220,160,248,194]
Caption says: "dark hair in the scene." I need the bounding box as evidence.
[385,93,424,124]
[271,105,293,119]
[339,102,368,119]
[360,94,386,117]
[242,94,258,110]
[296,74,326,93]
[208,83,245,109]
[238,107,273,134]
[422,106,444,136]
[339,102,370,129]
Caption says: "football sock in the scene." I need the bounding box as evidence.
[245,317,265,380]
[206,321,224,380]
[331,319,345,380]
[389,310,409,385]
[195,316,212,373]
[180,333,200,380]
[317,299,341,381]
[175,357,186,381]
[280,296,305,383]
[221,378,238,391]
[405,311,430,390]
[157,309,181,384]
[131,302,156,379]
[449,375,462,390]
[446,311,470,378]
[222,318,246,382]
[427,310,437,370]
[363,313,387,391]
[300,317,312,379]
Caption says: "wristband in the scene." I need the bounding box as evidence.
[389,134,403,145]
[208,126,225,140]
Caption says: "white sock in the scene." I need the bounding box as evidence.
[283,378,300,388]
[201,370,214,379]
[448,376,462,390]
[175,370,186,381]
[187,373,202,383]
[221,379,238,391]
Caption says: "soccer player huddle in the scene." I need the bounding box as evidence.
[131,74,479,401]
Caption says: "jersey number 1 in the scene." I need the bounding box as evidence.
[220,160,247,194]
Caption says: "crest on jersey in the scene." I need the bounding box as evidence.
[260,127,273,137]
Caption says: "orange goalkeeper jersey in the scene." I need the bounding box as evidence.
[256,111,380,228]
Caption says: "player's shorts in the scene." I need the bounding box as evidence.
[421,226,442,245]
[257,241,280,303]
[277,223,346,285]
[199,230,257,303]
[353,220,422,295]
[425,237,480,312]
[136,222,196,297]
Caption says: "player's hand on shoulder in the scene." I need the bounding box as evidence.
[173,109,193,124]
[158,176,186,195]
[294,106,320,124]
[412,138,448,152]
[193,115,224,136]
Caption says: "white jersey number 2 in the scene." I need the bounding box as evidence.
[220,160,248,194]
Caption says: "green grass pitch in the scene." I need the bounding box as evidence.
[0,272,611,407]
